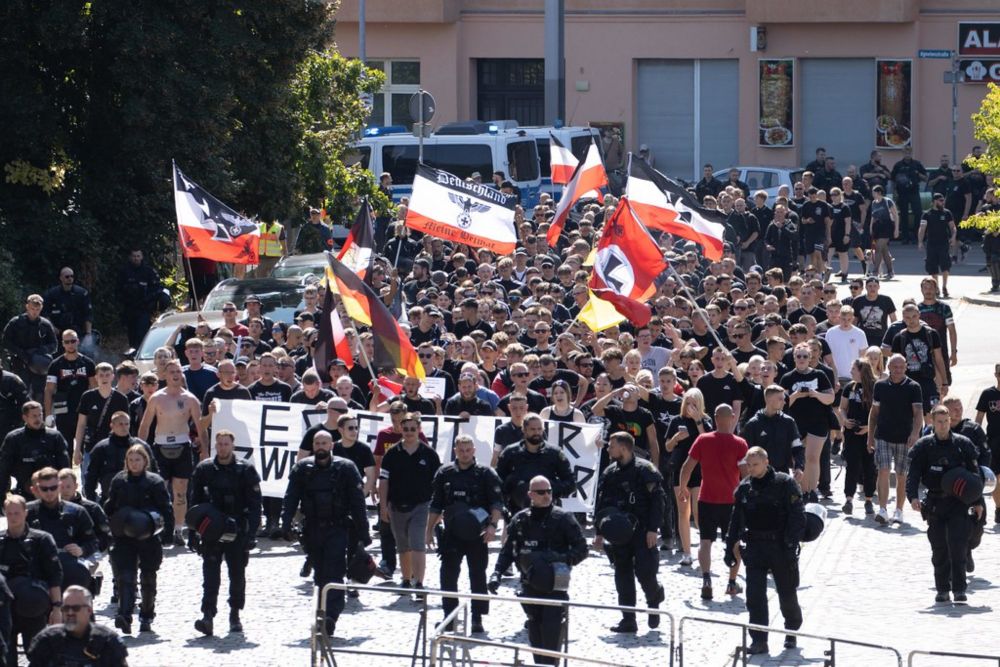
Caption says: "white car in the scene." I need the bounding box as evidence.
[713,166,804,198]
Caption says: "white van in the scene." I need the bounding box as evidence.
[351,122,542,207]
[516,125,604,201]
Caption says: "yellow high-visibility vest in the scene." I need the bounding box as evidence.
[258,221,284,257]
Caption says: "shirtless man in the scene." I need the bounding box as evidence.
[138,359,204,546]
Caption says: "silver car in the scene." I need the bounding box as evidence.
[714,166,805,198]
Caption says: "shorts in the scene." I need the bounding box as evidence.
[832,238,851,253]
[811,241,826,254]
[154,439,194,480]
[850,230,870,249]
[389,502,430,553]
[925,245,952,275]
[671,461,701,488]
[990,440,1000,475]
[795,414,829,439]
[875,439,910,475]
[698,502,733,542]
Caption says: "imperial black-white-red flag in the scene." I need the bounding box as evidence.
[173,162,260,264]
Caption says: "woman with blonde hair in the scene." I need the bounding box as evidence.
[664,388,714,566]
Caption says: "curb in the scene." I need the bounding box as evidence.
[961,295,1000,308]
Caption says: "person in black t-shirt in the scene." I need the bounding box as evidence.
[867,186,898,279]
[799,188,832,276]
[828,188,853,281]
[890,305,947,416]
[592,385,658,464]
[918,194,957,297]
[443,374,493,418]
[333,414,376,499]
[837,359,877,515]
[779,343,834,502]
[74,364,130,480]
[889,148,927,243]
[852,277,896,347]
[44,331,96,447]
[695,348,742,419]
[247,354,293,403]
[943,166,971,227]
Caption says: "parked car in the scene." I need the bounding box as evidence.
[131,277,309,373]
[713,166,805,198]
[270,253,328,280]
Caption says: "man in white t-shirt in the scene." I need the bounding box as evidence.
[636,325,670,373]
[823,306,868,383]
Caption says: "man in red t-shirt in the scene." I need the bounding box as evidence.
[679,404,748,601]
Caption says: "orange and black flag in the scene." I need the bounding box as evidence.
[325,253,425,379]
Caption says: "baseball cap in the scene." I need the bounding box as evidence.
[234,357,249,367]
[932,193,945,201]
[243,295,261,305]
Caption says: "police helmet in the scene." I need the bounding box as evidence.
[109,508,160,540]
[28,353,53,376]
[981,466,997,496]
[58,552,92,590]
[347,547,377,584]
[186,504,238,545]
[942,467,984,505]
[595,509,636,546]
[802,503,827,542]
[8,577,51,618]
[448,508,490,542]
[525,556,571,594]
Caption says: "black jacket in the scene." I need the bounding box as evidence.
[0,426,70,497]
[0,528,62,588]
[85,435,157,503]
[494,505,588,580]
[191,457,263,538]
[26,500,99,558]
[115,262,161,312]
[741,410,805,473]
[2,314,58,365]
[906,433,980,504]
[103,471,171,531]
[27,621,128,667]
[594,456,664,529]
[726,467,805,550]
[41,285,93,334]
[281,456,369,542]
[495,443,575,509]
[0,371,28,439]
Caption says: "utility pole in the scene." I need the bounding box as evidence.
[544,0,565,126]
[359,0,366,63]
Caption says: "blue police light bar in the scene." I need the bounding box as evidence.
[363,125,408,137]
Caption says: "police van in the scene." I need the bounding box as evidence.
[516,125,604,201]
[351,121,542,207]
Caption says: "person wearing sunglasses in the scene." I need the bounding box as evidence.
[190,429,262,637]
[27,584,128,665]
[779,343,835,504]
[333,415,375,499]
[488,474,587,665]
[28,467,99,594]
[281,430,369,638]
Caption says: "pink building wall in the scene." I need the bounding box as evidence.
[336,10,995,167]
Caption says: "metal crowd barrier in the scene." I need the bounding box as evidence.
[431,633,632,666]
[312,582,676,667]
[677,615,903,667]
[907,650,1000,666]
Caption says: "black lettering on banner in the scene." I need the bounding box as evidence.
[356,412,389,451]
[552,422,583,458]
[573,465,596,501]
[234,446,254,462]
[300,408,325,431]
[259,446,294,482]
[260,404,292,447]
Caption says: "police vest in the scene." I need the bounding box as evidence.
[258,222,284,257]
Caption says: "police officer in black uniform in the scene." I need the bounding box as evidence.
[593,431,666,634]
[495,414,576,518]
[0,402,70,499]
[115,249,163,350]
[27,468,99,591]
[2,294,58,400]
[281,430,369,637]
[58,468,112,600]
[425,434,503,634]
[725,446,805,655]
[489,475,588,666]
[27,585,128,667]
[42,268,94,340]
[907,405,983,604]
[104,444,171,635]
[84,412,157,505]
[944,396,992,572]
[0,370,28,441]
[0,495,63,666]
[190,429,262,636]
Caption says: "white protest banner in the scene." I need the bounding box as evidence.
[212,400,603,512]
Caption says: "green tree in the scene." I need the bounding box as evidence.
[0,0,385,333]
[961,82,1000,234]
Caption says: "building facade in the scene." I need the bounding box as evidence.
[335,1,998,180]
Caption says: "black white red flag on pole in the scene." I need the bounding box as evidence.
[626,155,727,261]
[173,162,260,264]
[546,139,608,247]
[336,200,376,284]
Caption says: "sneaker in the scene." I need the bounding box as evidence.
[864,500,874,515]
[649,584,665,629]
[194,616,214,636]
[954,592,968,604]
[300,560,312,578]
[935,591,950,603]
[892,509,904,524]
[173,530,186,547]
[725,580,742,596]
[680,555,693,567]
[967,552,975,573]
[470,615,485,634]
[842,498,853,515]
[747,642,769,655]
[610,619,638,633]
[374,562,393,580]
[942,288,950,299]
[115,615,132,635]
[411,582,426,601]
[875,508,889,525]
[398,580,412,595]
[229,611,243,633]
[784,635,797,649]
[701,579,713,600]
[139,618,152,633]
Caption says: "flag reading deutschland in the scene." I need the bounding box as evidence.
[325,253,425,379]
[173,162,260,264]
[405,164,517,254]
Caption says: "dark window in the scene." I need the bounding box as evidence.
[477,59,544,126]
[536,140,551,178]
[381,144,494,185]
[570,136,593,162]
[346,146,371,170]
[507,140,539,182]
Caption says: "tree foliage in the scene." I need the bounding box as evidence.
[961,82,1000,234]
[0,0,385,329]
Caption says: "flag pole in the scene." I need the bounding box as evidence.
[333,291,381,395]
[666,263,728,352]
[173,160,201,311]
